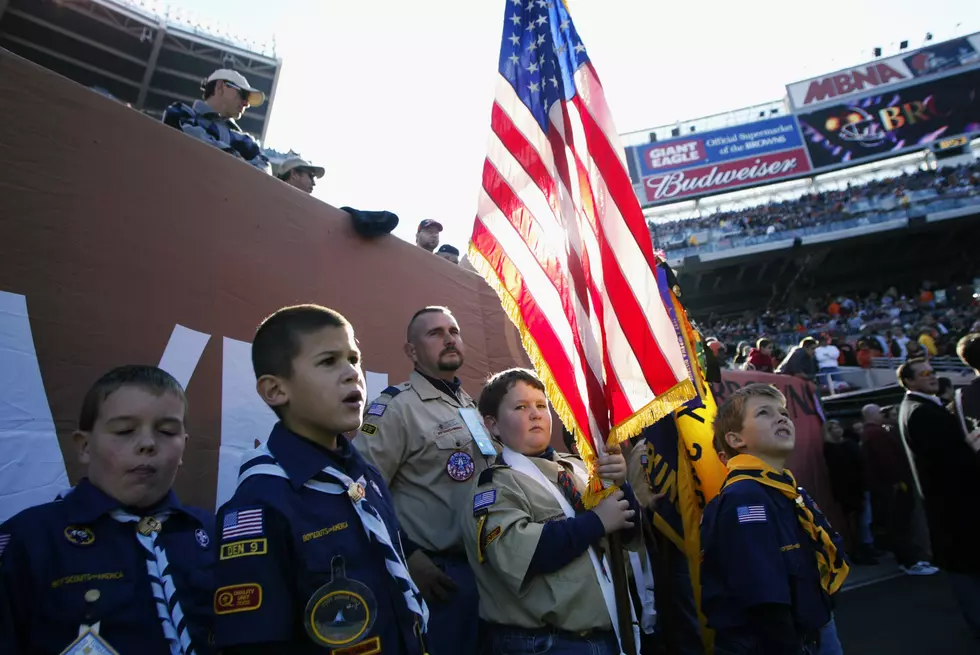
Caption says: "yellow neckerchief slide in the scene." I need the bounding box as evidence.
[723,454,850,595]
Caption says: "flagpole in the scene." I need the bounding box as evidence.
[608,532,637,655]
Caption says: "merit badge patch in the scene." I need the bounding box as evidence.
[446,451,475,481]
[222,508,263,540]
[360,423,378,435]
[366,403,386,417]
[64,526,95,546]
[214,583,263,615]
[195,528,210,549]
[736,505,767,524]
[473,489,497,512]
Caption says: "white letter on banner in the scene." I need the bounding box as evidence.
[158,325,211,389]
[216,336,390,507]
[0,291,70,522]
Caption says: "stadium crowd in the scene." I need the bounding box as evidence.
[650,161,980,252]
[8,62,974,655]
[702,283,980,381]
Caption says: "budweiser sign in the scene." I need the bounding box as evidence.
[643,148,812,204]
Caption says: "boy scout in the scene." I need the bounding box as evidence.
[701,384,849,654]
[353,306,495,655]
[464,368,641,655]
[0,365,215,655]
[214,304,428,654]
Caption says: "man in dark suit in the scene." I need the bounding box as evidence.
[898,358,980,640]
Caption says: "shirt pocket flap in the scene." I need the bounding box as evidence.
[432,419,473,449]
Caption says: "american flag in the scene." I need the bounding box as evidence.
[222,508,263,539]
[0,533,9,559]
[737,505,767,524]
[469,0,694,467]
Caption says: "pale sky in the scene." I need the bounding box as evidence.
[164,0,980,250]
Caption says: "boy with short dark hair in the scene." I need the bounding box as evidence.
[0,365,215,654]
[464,367,640,655]
[701,383,849,654]
[213,304,428,654]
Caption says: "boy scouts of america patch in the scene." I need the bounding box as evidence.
[446,451,475,481]
[366,403,386,417]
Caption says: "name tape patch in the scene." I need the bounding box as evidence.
[214,583,263,615]
[737,505,767,524]
[220,538,268,560]
[473,489,496,513]
[222,508,263,540]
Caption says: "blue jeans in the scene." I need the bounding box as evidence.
[818,616,844,655]
[484,625,619,655]
[425,553,480,655]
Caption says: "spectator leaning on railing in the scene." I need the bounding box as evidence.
[775,337,818,381]
[276,156,324,194]
[163,69,271,174]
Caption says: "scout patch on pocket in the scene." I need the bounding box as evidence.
[214,584,263,614]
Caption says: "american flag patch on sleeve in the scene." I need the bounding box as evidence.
[473,490,497,513]
[737,505,767,523]
[222,508,263,539]
[0,534,10,559]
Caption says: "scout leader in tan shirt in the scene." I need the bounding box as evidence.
[464,368,642,655]
[353,306,497,655]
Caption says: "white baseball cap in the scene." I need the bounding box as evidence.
[278,156,325,179]
[205,69,265,107]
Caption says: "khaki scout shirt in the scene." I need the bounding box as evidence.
[463,453,618,633]
[353,370,494,553]
[626,439,655,509]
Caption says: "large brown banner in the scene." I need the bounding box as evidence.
[0,50,838,536]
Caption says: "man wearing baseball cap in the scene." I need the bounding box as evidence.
[276,156,325,194]
[162,68,271,173]
[435,244,459,264]
[416,219,443,252]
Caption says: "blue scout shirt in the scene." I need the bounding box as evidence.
[700,479,834,639]
[213,424,423,654]
[0,478,216,654]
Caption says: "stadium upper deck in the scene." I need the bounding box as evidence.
[0,0,281,142]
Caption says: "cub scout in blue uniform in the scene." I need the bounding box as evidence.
[700,383,849,655]
[463,368,642,655]
[0,365,215,655]
[213,304,429,655]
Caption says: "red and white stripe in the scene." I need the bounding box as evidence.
[471,62,692,451]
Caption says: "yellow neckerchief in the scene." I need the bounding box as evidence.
[724,454,849,595]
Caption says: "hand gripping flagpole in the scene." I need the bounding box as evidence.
[592,436,637,655]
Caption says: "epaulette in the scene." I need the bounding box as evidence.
[380,382,411,399]
[478,463,510,486]
[478,468,495,486]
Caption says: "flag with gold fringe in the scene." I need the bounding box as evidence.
[468,0,695,502]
